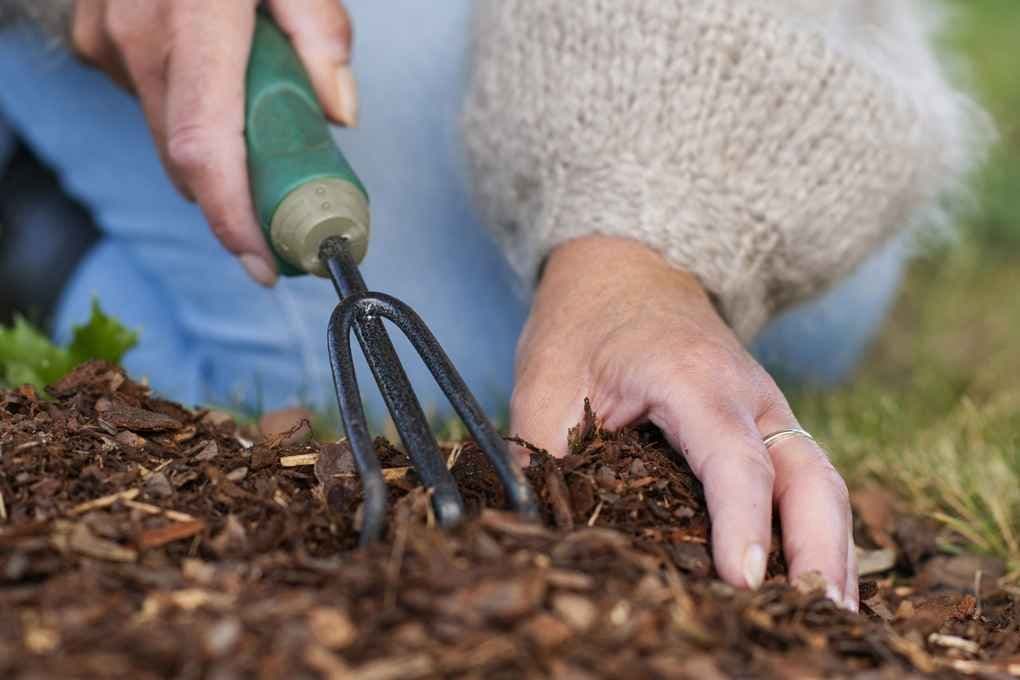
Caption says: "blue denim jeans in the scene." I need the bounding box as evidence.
[0,0,908,419]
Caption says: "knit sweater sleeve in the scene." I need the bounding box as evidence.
[463,0,988,341]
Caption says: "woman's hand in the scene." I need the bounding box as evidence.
[69,0,357,286]
[512,236,859,610]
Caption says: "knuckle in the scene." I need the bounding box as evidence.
[805,456,851,506]
[103,10,135,43]
[823,466,852,506]
[323,7,351,40]
[72,35,103,65]
[206,219,238,250]
[70,12,105,64]
[165,124,214,174]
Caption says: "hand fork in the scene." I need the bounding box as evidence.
[244,13,538,543]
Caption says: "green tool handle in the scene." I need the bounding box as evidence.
[245,12,370,277]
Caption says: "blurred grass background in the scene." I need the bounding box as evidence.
[793,0,1020,578]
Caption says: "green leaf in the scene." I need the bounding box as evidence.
[0,301,138,391]
[68,300,139,365]
[0,316,75,388]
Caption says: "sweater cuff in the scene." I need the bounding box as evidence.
[465,0,987,341]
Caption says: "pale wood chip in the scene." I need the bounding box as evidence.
[348,653,434,680]
[939,658,1020,676]
[21,613,60,654]
[928,633,980,655]
[69,489,140,516]
[281,453,320,467]
[139,589,236,620]
[446,444,464,470]
[888,633,937,674]
[333,467,411,482]
[303,645,352,678]
[587,500,605,527]
[122,499,195,523]
[0,489,7,522]
[383,467,411,482]
[68,522,137,563]
[307,607,357,650]
[857,547,898,576]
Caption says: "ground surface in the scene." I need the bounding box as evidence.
[1,363,1017,679]
[791,0,1020,580]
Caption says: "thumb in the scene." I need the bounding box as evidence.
[266,0,358,127]
[509,366,588,462]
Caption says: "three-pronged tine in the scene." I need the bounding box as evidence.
[322,237,538,543]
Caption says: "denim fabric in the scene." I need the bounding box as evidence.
[0,0,906,423]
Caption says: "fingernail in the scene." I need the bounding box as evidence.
[239,254,277,287]
[336,65,359,127]
[742,543,767,590]
[844,595,859,613]
[825,584,842,605]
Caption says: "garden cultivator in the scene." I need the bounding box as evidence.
[243,14,538,543]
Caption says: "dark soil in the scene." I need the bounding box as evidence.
[0,361,1017,679]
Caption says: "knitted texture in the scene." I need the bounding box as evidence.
[464,0,989,341]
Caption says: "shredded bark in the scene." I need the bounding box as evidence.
[0,362,1017,678]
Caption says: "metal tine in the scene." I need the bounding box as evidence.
[323,239,465,531]
[326,304,389,543]
[359,293,540,519]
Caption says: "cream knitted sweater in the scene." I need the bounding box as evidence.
[464,0,987,340]
[3,0,988,341]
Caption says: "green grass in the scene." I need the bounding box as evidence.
[794,1,1020,579]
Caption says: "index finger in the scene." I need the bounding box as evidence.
[651,396,776,592]
[266,0,357,126]
[162,1,277,284]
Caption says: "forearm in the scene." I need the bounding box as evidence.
[465,0,991,341]
[0,0,72,40]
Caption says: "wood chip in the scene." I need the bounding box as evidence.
[857,547,898,576]
[69,489,140,516]
[888,633,937,674]
[307,607,357,650]
[280,453,320,467]
[552,594,598,632]
[333,467,412,482]
[138,520,206,550]
[347,653,434,680]
[587,500,605,527]
[100,404,182,432]
[139,589,236,619]
[543,458,574,530]
[446,444,464,470]
[479,509,554,539]
[0,490,6,522]
[122,499,195,523]
[929,633,980,655]
[68,522,138,562]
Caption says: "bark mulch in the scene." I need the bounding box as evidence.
[0,361,1017,679]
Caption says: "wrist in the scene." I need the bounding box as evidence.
[541,235,710,305]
